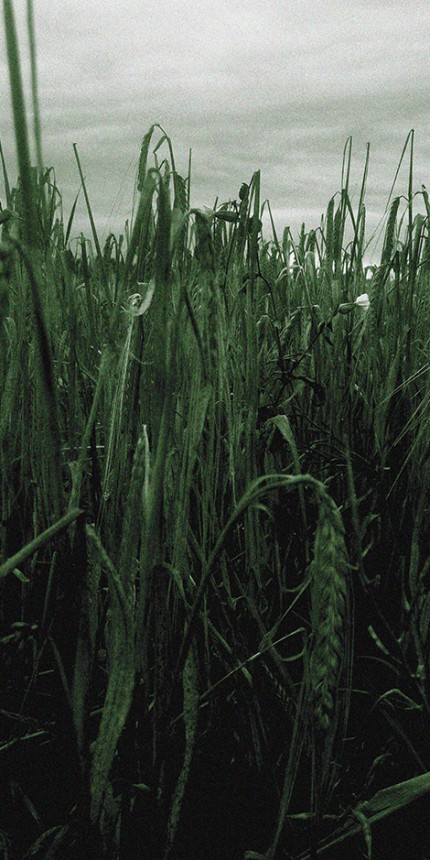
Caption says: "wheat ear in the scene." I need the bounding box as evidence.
[309,493,348,733]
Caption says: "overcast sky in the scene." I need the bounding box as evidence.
[1,0,429,262]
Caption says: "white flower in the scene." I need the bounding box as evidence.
[354,293,370,311]
[338,293,370,315]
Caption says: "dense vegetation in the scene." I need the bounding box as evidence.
[1,2,430,858]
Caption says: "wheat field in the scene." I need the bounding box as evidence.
[1,2,430,858]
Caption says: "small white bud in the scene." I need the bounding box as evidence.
[354,293,370,311]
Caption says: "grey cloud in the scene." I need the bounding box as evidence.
[1,0,428,261]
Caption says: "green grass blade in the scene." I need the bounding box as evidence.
[0,139,12,207]
[26,0,43,176]
[0,508,83,579]
[86,525,135,824]
[73,143,110,303]
[3,0,38,248]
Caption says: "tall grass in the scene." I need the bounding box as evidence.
[1,3,430,859]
